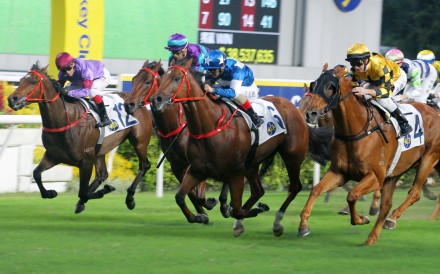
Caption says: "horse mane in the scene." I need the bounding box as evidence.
[175,56,205,87]
[143,60,165,77]
[30,61,66,95]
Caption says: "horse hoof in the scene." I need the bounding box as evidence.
[363,215,370,224]
[75,203,85,214]
[369,207,379,216]
[257,202,270,212]
[104,185,116,193]
[298,227,311,238]
[194,214,209,224]
[42,190,58,199]
[383,218,396,230]
[126,199,135,210]
[233,226,244,237]
[205,197,218,210]
[273,226,284,237]
[338,206,349,215]
[220,205,231,218]
[424,192,438,201]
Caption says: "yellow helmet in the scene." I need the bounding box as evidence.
[345,43,371,61]
[417,49,435,64]
[433,60,440,72]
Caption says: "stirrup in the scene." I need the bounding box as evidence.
[252,117,264,129]
[95,119,112,128]
[399,124,412,136]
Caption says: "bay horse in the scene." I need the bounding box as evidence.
[124,60,219,216]
[150,57,333,236]
[8,63,152,213]
[299,64,440,245]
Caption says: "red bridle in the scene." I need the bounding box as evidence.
[140,67,159,105]
[26,70,60,103]
[167,65,206,102]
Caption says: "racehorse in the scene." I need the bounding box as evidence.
[124,60,219,215]
[299,64,440,245]
[150,57,333,236]
[299,83,382,215]
[8,63,152,213]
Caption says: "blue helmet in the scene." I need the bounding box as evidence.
[203,50,226,69]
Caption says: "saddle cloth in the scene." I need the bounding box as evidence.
[222,98,287,145]
[386,103,425,176]
[78,93,139,137]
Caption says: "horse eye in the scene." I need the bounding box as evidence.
[31,80,37,85]
[173,76,180,81]
[145,80,152,85]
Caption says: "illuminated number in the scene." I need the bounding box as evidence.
[244,0,256,6]
[265,50,274,63]
[413,114,423,141]
[226,48,238,59]
[242,14,254,28]
[267,105,285,129]
[218,12,231,26]
[260,15,273,29]
[219,0,230,5]
[200,11,210,25]
[202,0,210,3]
[261,0,277,8]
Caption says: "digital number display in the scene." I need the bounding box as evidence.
[198,0,281,64]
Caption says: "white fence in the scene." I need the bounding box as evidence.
[0,115,72,193]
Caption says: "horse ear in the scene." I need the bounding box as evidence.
[322,63,329,72]
[183,58,192,69]
[142,60,150,68]
[41,65,49,74]
[153,60,161,71]
[303,83,309,93]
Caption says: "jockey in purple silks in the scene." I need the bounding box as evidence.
[165,33,210,73]
[55,52,112,127]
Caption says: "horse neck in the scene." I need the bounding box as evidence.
[332,95,369,136]
[38,81,82,129]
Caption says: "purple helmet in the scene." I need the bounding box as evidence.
[164,33,188,51]
[55,52,74,69]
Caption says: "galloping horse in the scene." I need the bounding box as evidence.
[8,63,152,213]
[299,64,440,245]
[124,60,218,215]
[299,83,382,215]
[150,57,333,236]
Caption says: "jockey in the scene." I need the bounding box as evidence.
[345,43,412,136]
[55,52,112,127]
[202,50,264,129]
[418,49,440,106]
[165,33,210,73]
[385,48,436,103]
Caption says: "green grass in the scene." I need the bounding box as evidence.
[0,188,439,274]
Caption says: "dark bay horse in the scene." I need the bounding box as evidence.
[8,63,152,213]
[299,64,440,245]
[150,57,333,236]
[124,60,218,216]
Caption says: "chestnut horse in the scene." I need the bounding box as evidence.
[299,84,382,215]
[8,63,152,213]
[124,60,219,216]
[150,57,333,236]
[299,64,440,245]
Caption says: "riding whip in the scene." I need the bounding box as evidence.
[156,123,188,168]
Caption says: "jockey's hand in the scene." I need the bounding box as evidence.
[352,86,374,97]
[204,84,217,94]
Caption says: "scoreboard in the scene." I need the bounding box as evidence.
[198,0,281,65]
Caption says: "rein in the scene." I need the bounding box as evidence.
[156,103,187,138]
[26,70,91,133]
[166,65,238,139]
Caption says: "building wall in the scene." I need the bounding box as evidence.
[0,0,383,81]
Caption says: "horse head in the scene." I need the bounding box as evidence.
[151,56,204,112]
[8,62,59,111]
[124,60,164,114]
[302,64,351,125]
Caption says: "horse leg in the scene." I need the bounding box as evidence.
[432,195,440,220]
[227,176,247,237]
[369,189,381,216]
[194,180,218,210]
[125,135,151,210]
[347,172,382,226]
[298,170,344,237]
[77,156,113,206]
[33,153,60,199]
[75,159,95,214]
[385,161,436,229]
[272,158,303,237]
[219,183,230,218]
[175,167,209,224]
[365,178,396,245]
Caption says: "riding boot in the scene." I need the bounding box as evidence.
[245,107,264,129]
[95,101,112,128]
[391,108,412,136]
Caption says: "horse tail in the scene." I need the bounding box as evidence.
[258,152,277,178]
[307,125,333,165]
